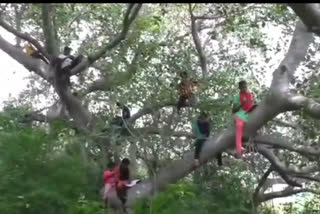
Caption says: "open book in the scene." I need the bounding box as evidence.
[125,179,141,187]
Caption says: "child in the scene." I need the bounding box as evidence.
[232,80,256,158]
[192,112,222,168]
[103,161,117,200]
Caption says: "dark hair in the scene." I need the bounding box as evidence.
[116,102,121,107]
[180,71,188,78]
[121,158,130,165]
[107,161,115,169]
[238,80,247,88]
[64,46,72,55]
[199,111,209,120]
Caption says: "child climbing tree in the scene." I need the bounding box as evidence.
[55,46,84,89]
[24,42,49,64]
[177,71,200,113]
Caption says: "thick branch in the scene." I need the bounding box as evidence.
[272,118,301,130]
[288,4,320,36]
[256,135,320,157]
[127,102,176,124]
[54,85,92,129]
[22,102,63,123]
[258,186,320,203]
[257,145,304,187]
[88,3,142,64]
[21,113,47,123]
[278,20,314,84]
[287,95,320,119]
[188,4,208,78]
[0,35,51,82]
[0,18,49,59]
[41,4,58,56]
[194,15,223,20]
[13,4,26,47]
[70,57,89,76]
[295,174,320,183]
[253,166,273,205]
[136,127,194,138]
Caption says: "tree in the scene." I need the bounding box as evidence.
[0,3,320,214]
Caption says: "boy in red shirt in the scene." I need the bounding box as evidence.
[232,80,257,158]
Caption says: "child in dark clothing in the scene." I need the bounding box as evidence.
[192,112,222,168]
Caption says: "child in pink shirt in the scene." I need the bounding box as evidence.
[103,162,117,200]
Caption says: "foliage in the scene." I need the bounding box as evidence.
[0,113,102,214]
[134,163,256,214]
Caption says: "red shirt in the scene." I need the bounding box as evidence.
[240,91,253,112]
[104,170,115,185]
[104,166,121,185]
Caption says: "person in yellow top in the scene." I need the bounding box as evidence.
[24,42,49,64]
[25,43,36,56]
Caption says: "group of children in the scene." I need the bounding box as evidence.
[191,80,257,167]
[24,43,256,208]
[103,158,140,213]
[103,78,257,209]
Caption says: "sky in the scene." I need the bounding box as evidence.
[0,28,29,110]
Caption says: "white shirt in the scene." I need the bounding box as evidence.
[58,54,72,69]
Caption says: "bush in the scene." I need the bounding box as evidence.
[0,115,102,214]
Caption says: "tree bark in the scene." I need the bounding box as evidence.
[41,4,59,56]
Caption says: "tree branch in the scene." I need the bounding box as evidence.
[127,102,176,124]
[86,45,141,94]
[41,4,59,56]
[54,84,92,129]
[257,145,304,187]
[135,126,194,138]
[277,20,314,84]
[88,3,142,65]
[288,4,320,36]
[193,15,223,20]
[295,174,320,183]
[272,118,301,130]
[287,95,320,119]
[0,35,51,82]
[258,186,320,203]
[0,18,50,60]
[253,166,273,206]
[13,4,26,47]
[70,56,89,76]
[256,135,320,157]
[188,4,208,78]
[21,112,47,123]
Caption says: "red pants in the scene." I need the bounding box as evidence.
[235,116,245,157]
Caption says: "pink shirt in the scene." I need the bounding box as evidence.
[104,170,116,185]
